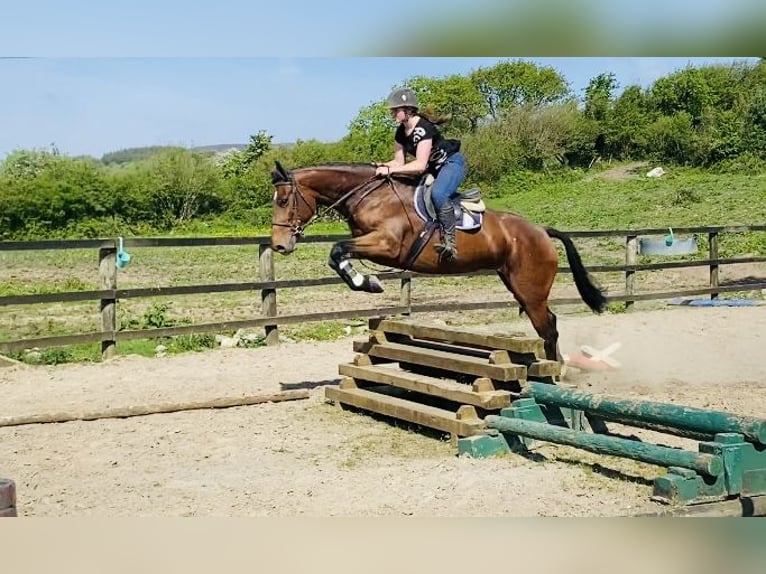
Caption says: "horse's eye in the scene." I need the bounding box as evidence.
[276,196,289,208]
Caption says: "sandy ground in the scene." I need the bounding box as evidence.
[1,303,766,517]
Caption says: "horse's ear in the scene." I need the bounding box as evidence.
[272,160,289,183]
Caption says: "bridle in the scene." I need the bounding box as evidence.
[271,174,314,238]
[271,170,387,238]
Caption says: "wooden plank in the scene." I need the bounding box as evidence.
[324,385,486,436]
[0,389,310,428]
[373,333,560,376]
[2,227,765,252]
[377,319,544,355]
[364,342,528,381]
[524,381,766,444]
[0,239,114,251]
[486,415,723,477]
[0,332,107,354]
[99,247,117,360]
[338,363,512,409]
[259,244,279,345]
[115,307,409,341]
[0,289,113,307]
[0,354,24,368]
[527,360,562,378]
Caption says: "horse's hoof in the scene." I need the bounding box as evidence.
[366,275,384,293]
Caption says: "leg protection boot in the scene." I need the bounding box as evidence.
[435,203,458,260]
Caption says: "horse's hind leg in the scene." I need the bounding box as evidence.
[497,266,562,362]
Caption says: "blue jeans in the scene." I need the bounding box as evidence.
[430,152,466,209]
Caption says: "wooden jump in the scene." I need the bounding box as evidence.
[326,318,561,444]
[0,479,16,517]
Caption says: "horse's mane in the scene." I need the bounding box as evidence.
[293,162,374,173]
[273,161,419,187]
[299,163,420,184]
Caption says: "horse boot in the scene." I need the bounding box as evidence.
[435,203,458,260]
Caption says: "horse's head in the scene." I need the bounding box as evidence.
[270,161,318,255]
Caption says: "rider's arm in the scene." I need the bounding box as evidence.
[388,139,431,175]
[380,143,406,168]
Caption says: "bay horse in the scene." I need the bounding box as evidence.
[269,161,606,361]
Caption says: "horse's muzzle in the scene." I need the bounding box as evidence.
[271,236,297,255]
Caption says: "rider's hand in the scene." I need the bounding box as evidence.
[375,165,391,177]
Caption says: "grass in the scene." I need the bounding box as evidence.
[2,163,764,364]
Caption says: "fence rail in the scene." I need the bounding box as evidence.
[1,225,764,358]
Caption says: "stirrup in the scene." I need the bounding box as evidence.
[436,236,457,260]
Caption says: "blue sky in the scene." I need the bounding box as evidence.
[0,57,756,159]
[1,0,761,159]
[2,0,761,57]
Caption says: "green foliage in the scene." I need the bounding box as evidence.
[169,333,216,352]
[469,59,571,119]
[404,74,488,134]
[285,321,350,341]
[340,101,396,162]
[742,86,766,157]
[1,59,765,241]
[140,148,225,228]
[0,149,113,238]
[584,72,618,122]
[217,131,273,179]
[14,347,75,365]
[101,146,183,165]
[606,85,653,159]
[120,302,172,331]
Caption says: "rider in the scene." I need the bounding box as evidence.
[374,87,465,260]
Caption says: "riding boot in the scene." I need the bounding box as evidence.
[436,203,458,260]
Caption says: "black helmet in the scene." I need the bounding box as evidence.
[386,87,418,109]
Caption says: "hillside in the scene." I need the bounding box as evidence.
[100,141,295,164]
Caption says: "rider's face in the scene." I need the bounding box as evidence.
[390,107,406,123]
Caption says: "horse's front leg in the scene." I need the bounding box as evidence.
[328,233,398,294]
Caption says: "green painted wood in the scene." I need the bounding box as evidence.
[485,415,724,477]
[524,382,766,445]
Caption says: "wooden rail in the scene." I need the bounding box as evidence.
[1,225,764,359]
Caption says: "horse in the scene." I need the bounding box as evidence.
[269,161,606,362]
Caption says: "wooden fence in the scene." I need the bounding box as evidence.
[1,225,765,359]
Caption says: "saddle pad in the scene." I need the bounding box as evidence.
[414,186,483,231]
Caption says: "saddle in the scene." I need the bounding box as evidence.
[413,174,485,232]
[402,175,486,269]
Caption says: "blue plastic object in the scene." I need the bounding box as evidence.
[116,237,132,269]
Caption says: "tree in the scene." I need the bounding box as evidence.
[606,85,653,159]
[217,131,273,179]
[583,72,618,122]
[339,101,396,162]
[143,148,223,226]
[469,60,571,120]
[404,74,488,133]
[649,67,713,126]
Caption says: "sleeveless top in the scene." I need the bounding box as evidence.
[394,117,461,175]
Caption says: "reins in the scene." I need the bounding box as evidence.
[273,168,422,273]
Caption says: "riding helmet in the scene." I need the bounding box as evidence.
[386,88,418,109]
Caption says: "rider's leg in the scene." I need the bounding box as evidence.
[430,153,466,259]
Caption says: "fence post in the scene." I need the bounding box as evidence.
[625,234,637,309]
[259,243,279,345]
[400,273,412,315]
[98,244,117,360]
[709,231,719,300]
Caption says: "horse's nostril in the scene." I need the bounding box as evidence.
[273,245,286,253]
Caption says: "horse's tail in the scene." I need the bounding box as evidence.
[545,227,607,314]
